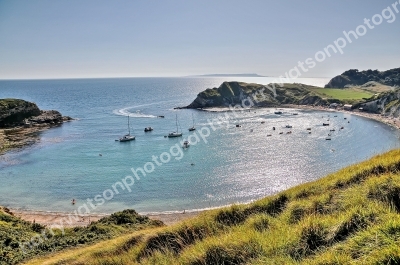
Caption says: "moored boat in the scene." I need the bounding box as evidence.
[119,115,135,142]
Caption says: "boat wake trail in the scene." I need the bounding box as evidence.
[113,106,158,118]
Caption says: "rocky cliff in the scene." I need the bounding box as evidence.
[184,82,333,109]
[325,68,400,88]
[0,98,71,128]
[355,88,400,116]
[0,99,72,154]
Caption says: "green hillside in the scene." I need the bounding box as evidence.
[22,149,400,265]
[0,209,162,265]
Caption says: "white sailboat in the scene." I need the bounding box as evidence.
[188,113,196,131]
[119,115,135,142]
[168,114,183,138]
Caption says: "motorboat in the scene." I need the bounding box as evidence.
[183,140,190,148]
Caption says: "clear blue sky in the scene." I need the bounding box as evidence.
[0,0,399,79]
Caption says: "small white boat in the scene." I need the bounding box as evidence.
[144,127,153,132]
[183,140,190,148]
[326,137,331,140]
[285,125,292,128]
[119,115,135,142]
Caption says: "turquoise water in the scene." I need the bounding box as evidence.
[1,77,399,214]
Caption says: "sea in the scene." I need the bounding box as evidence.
[0,77,399,215]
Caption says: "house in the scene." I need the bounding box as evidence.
[343,104,352,111]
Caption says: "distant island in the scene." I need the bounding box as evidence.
[187,73,267,77]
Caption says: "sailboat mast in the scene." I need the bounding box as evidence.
[176,114,178,132]
[128,115,130,135]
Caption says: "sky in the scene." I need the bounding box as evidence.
[0,0,399,79]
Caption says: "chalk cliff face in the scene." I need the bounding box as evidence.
[185,82,331,109]
[325,68,400,88]
[0,98,70,128]
[356,88,400,116]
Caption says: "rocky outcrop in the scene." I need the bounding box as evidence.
[354,88,400,116]
[184,82,331,109]
[325,68,400,88]
[0,99,41,128]
[0,99,73,154]
[0,98,72,128]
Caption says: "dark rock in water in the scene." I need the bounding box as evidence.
[28,110,63,124]
[324,67,400,88]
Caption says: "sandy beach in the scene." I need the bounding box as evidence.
[11,208,202,227]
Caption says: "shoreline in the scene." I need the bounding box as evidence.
[10,208,203,227]
[0,119,73,155]
[281,104,400,131]
[4,105,400,227]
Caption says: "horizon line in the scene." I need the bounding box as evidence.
[0,75,331,81]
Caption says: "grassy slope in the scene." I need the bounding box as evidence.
[0,209,163,265]
[25,149,400,265]
[309,87,374,101]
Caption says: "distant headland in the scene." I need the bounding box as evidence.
[186,73,267,77]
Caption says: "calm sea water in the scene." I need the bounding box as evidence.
[0,77,399,214]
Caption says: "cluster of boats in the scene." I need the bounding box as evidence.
[262,114,349,141]
[117,114,196,147]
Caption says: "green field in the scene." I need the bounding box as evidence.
[311,88,374,100]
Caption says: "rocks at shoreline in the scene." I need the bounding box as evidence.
[0,98,73,154]
[0,98,72,128]
[25,110,72,127]
[325,67,400,88]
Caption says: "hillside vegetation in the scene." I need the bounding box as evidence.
[24,149,400,265]
[0,209,163,265]
[325,68,400,88]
